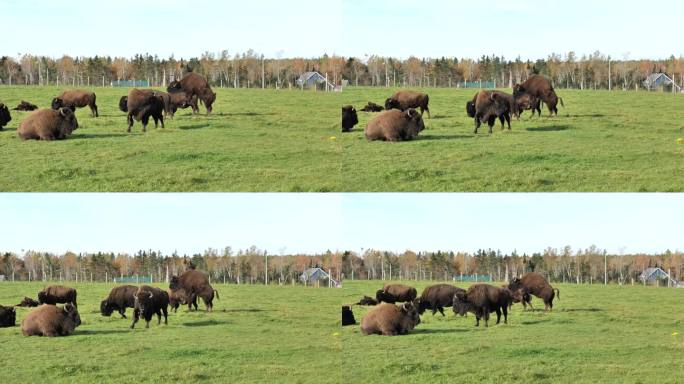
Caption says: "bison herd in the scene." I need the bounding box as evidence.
[342,74,564,140]
[343,272,559,336]
[0,268,218,336]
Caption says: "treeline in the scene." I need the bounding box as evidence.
[1,246,682,286]
[1,51,683,91]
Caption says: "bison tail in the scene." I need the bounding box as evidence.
[214,290,219,300]
[554,288,560,300]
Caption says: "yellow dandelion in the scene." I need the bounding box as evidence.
[677,138,683,145]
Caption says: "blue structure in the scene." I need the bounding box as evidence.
[453,274,492,283]
[111,80,150,87]
[643,73,681,92]
[640,267,677,286]
[296,72,335,90]
[300,268,340,287]
[113,276,152,284]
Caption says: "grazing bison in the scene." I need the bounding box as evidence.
[0,102,12,130]
[130,286,169,329]
[13,101,39,111]
[169,269,218,312]
[124,89,165,133]
[100,285,138,318]
[467,90,515,134]
[21,303,81,337]
[417,284,466,316]
[356,295,379,306]
[168,72,216,114]
[342,305,356,326]
[38,285,78,308]
[17,108,78,141]
[360,102,384,112]
[365,108,425,142]
[16,297,40,307]
[342,105,359,132]
[0,305,16,327]
[168,288,193,313]
[52,90,98,117]
[508,272,560,311]
[453,284,512,327]
[385,91,431,118]
[376,284,418,304]
[513,75,564,116]
[360,302,421,336]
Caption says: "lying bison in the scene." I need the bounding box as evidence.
[0,305,16,327]
[365,109,425,142]
[16,297,40,307]
[513,75,564,116]
[38,285,78,308]
[467,90,515,134]
[0,102,11,130]
[123,89,165,133]
[130,286,169,329]
[21,303,81,337]
[376,283,418,304]
[17,108,78,141]
[168,72,216,114]
[356,295,378,306]
[169,269,218,311]
[508,272,559,311]
[101,285,138,318]
[13,100,39,111]
[342,105,358,132]
[417,284,466,316]
[360,102,384,112]
[360,302,421,336]
[385,91,430,118]
[453,284,512,327]
[342,305,356,326]
[52,90,98,117]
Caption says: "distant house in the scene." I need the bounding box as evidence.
[640,267,677,286]
[296,72,337,90]
[300,268,340,287]
[643,73,681,92]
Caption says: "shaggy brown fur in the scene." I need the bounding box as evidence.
[130,286,169,329]
[0,305,16,327]
[453,284,512,327]
[100,285,138,318]
[365,109,425,142]
[169,269,218,312]
[467,90,514,134]
[356,295,379,306]
[385,91,431,118]
[38,285,78,308]
[21,303,81,337]
[417,284,466,316]
[508,272,559,311]
[17,108,78,140]
[52,90,98,117]
[376,283,418,304]
[16,297,40,307]
[13,101,39,111]
[125,89,165,132]
[342,105,359,132]
[360,102,384,112]
[168,288,193,313]
[167,72,216,114]
[360,302,421,336]
[513,75,564,116]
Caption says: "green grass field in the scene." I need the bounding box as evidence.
[342,281,684,383]
[0,282,340,384]
[1,86,683,191]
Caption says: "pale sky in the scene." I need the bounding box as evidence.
[1,0,682,60]
[0,194,681,256]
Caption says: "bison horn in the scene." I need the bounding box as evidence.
[59,108,71,117]
[148,292,154,299]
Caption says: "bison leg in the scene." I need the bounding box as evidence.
[495,308,502,324]
[505,113,511,130]
[474,117,481,134]
[502,305,508,324]
[438,306,446,317]
[156,309,162,325]
[130,309,140,329]
[119,308,127,319]
[487,116,496,134]
[127,114,134,133]
[162,307,168,325]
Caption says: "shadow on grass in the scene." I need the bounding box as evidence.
[178,124,210,131]
[222,308,267,313]
[412,328,469,334]
[76,329,130,335]
[220,112,277,117]
[73,133,129,139]
[419,134,473,141]
[560,308,604,312]
[181,320,228,327]
[526,125,571,132]
[570,114,606,118]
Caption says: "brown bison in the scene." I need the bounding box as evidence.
[417,284,466,316]
[167,72,216,114]
[360,102,384,112]
[342,105,359,132]
[38,285,78,308]
[514,93,541,119]
[503,284,534,310]
[365,108,425,142]
[13,101,39,111]
[169,269,218,312]
[21,303,81,337]
[52,90,98,117]
[123,89,165,132]
[100,285,138,318]
[17,108,78,141]
[16,297,40,307]
[453,284,512,327]
[130,286,169,329]
[376,284,418,304]
[513,75,564,116]
[356,295,379,306]
[168,288,193,313]
[508,272,560,311]
[152,90,192,119]
[360,302,421,336]
[467,90,515,134]
[0,305,16,327]
[385,91,430,118]
[342,305,356,326]
[0,103,11,130]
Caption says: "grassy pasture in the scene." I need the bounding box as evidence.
[342,281,684,383]
[0,282,340,384]
[0,86,683,192]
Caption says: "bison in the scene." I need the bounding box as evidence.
[168,288,193,313]
[513,75,564,116]
[0,103,11,130]
[124,89,165,133]
[508,272,559,311]
[467,90,515,134]
[514,93,541,119]
[169,269,218,312]
[360,302,421,336]
[168,72,216,114]
[38,285,78,308]
[417,284,466,316]
[17,108,78,141]
[342,105,359,132]
[376,284,418,304]
[355,295,379,306]
[13,101,39,111]
[503,284,534,310]
[360,102,384,112]
[52,90,98,117]
[16,297,40,307]
[100,285,138,318]
[385,91,430,118]
[0,305,16,327]
[365,108,425,142]
[21,303,81,337]
[130,286,169,329]
[453,284,512,327]
[342,305,356,326]
[152,90,192,119]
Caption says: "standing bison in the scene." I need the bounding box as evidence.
[130,286,169,329]
[152,90,192,119]
[376,284,418,304]
[100,285,138,318]
[17,108,78,141]
[467,90,515,134]
[342,105,358,132]
[417,284,466,316]
[122,89,165,132]
[360,302,421,336]
[508,272,560,311]
[365,109,425,142]
[38,285,78,308]
[0,305,16,327]
[168,288,192,313]
[453,284,512,327]
[168,72,216,114]
[21,303,81,337]
[169,269,218,312]
[385,91,431,118]
[513,75,564,116]
[0,102,12,129]
[52,90,98,117]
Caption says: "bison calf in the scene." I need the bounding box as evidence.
[453,284,512,327]
[21,303,81,337]
[360,302,421,336]
[101,285,138,318]
[356,295,378,306]
[131,286,169,329]
[0,305,16,327]
[13,101,39,111]
[342,306,356,326]
[0,102,12,129]
[38,285,78,308]
[342,105,359,132]
[365,109,425,142]
[360,102,384,112]
[17,108,79,141]
[16,297,40,307]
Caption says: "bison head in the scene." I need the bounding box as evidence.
[0,103,11,129]
[64,303,81,327]
[169,276,181,290]
[452,291,471,317]
[341,105,358,132]
[385,98,400,111]
[119,96,129,112]
[57,107,79,136]
[512,84,526,97]
[404,108,425,138]
[100,300,114,316]
[466,101,476,118]
[167,81,182,92]
[134,290,155,315]
[400,301,421,328]
[37,291,48,304]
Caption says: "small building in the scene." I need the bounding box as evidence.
[300,268,340,287]
[643,73,681,92]
[640,267,677,286]
[296,72,336,90]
